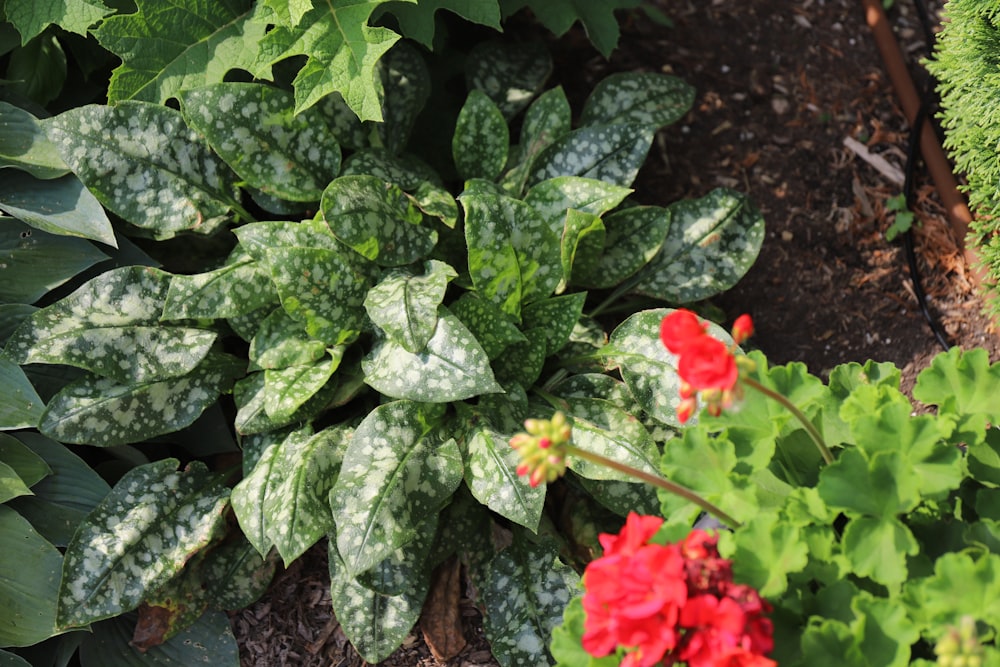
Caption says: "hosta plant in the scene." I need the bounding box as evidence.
[0,30,767,667]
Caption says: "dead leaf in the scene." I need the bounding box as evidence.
[419,555,466,661]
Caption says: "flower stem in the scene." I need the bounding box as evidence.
[742,376,834,465]
[564,444,742,529]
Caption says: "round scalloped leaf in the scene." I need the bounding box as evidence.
[449,293,526,360]
[0,101,69,179]
[262,354,339,422]
[0,221,109,304]
[331,401,462,577]
[526,122,654,189]
[40,354,243,446]
[571,205,672,288]
[453,89,509,182]
[43,102,239,239]
[179,82,342,202]
[363,307,502,402]
[581,72,695,129]
[163,257,278,320]
[78,609,239,666]
[563,397,661,481]
[4,266,216,384]
[632,188,765,303]
[249,307,327,369]
[321,175,437,267]
[0,171,116,247]
[466,40,552,120]
[464,426,545,530]
[364,261,457,353]
[0,505,61,647]
[0,358,44,431]
[56,459,230,629]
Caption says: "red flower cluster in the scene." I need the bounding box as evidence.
[581,513,775,667]
[659,310,754,423]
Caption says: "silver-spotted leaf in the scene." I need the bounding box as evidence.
[363,306,502,402]
[232,426,350,564]
[521,292,587,356]
[571,205,671,288]
[179,83,342,202]
[559,209,605,289]
[249,307,327,369]
[524,176,631,231]
[0,101,69,179]
[233,218,340,259]
[321,175,437,267]
[464,425,545,530]
[0,221,108,304]
[0,505,62,647]
[364,261,457,353]
[577,476,661,518]
[316,91,367,152]
[502,86,572,196]
[43,102,240,239]
[453,89,509,181]
[40,354,243,446]
[330,401,462,576]
[581,72,695,129]
[4,266,216,384]
[56,459,230,629]
[201,536,279,611]
[233,369,342,435]
[466,40,552,119]
[632,189,765,303]
[262,353,339,422]
[340,148,439,190]
[493,328,547,389]
[449,293,526,360]
[0,358,45,430]
[563,397,660,481]
[0,171,116,247]
[163,257,278,320]
[527,123,654,189]
[376,41,431,155]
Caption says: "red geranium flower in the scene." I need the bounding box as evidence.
[660,308,708,355]
[677,335,738,391]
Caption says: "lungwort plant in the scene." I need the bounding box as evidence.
[0,17,767,667]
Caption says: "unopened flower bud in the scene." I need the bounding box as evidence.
[510,412,572,487]
[731,314,754,345]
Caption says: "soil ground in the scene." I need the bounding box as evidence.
[232,1,1000,664]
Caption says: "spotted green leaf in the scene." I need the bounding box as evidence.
[527,123,654,189]
[233,218,339,257]
[461,189,562,317]
[493,328,547,388]
[4,266,216,384]
[163,257,278,321]
[316,92,367,152]
[321,175,437,267]
[563,397,660,481]
[0,101,68,178]
[78,609,239,666]
[524,176,632,231]
[502,86,572,196]
[466,40,552,120]
[453,89,509,182]
[376,41,431,155]
[340,148,439,189]
[604,308,732,427]
[0,221,108,304]
[262,353,339,422]
[0,171,116,247]
[522,292,587,356]
[481,535,579,667]
[363,306,502,402]
[43,102,240,239]
[0,358,45,430]
[0,505,62,647]
[179,83,342,202]
[233,368,342,435]
[559,209,605,289]
[632,188,765,303]
[232,426,350,565]
[449,293,526,360]
[464,423,545,530]
[577,476,661,518]
[56,459,230,629]
[330,401,463,576]
[364,261,456,353]
[201,535,279,611]
[249,307,327,369]
[40,354,243,446]
[355,513,437,597]
[581,72,695,129]
[572,205,672,288]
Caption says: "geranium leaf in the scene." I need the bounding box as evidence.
[179,83,342,202]
[466,39,552,120]
[4,266,216,384]
[580,72,695,128]
[632,188,765,303]
[0,505,62,647]
[4,0,112,43]
[40,354,243,446]
[0,358,45,430]
[330,401,462,576]
[163,256,278,320]
[248,307,327,369]
[570,205,671,288]
[363,306,502,402]
[903,552,1000,629]
[818,449,920,519]
[842,516,918,587]
[0,221,108,304]
[0,171,116,246]
[56,459,229,629]
[449,293,526,360]
[463,421,545,530]
[527,123,654,189]
[0,101,69,178]
[262,353,339,422]
[728,511,809,597]
[95,0,265,106]
[453,89,509,182]
[249,0,408,120]
[365,261,457,353]
[914,347,1000,427]
[44,103,240,239]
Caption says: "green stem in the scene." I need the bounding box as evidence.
[565,444,742,529]
[742,376,834,465]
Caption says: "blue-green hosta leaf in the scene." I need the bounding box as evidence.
[44,103,240,239]
[527,123,654,189]
[232,426,350,564]
[330,401,463,576]
[466,39,552,120]
[0,101,69,178]
[78,609,239,666]
[571,206,672,289]
[364,261,457,353]
[0,505,62,647]
[563,397,660,480]
[0,171,116,246]
[464,425,545,530]
[0,358,45,430]
[462,189,562,317]
[449,293,526,360]
[375,0,502,50]
[322,175,437,267]
[4,0,113,43]
[56,459,229,629]
[0,461,32,503]
[263,245,370,346]
[0,433,50,488]
[604,308,732,427]
[40,354,243,446]
[376,41,431,155]
[0,304,36,347]
[581,72,695,129]
[522,292,587,356]
[262,353,340,422]
[163,257,278,321]
[0,221,108,304]
[4,266,215,384]
[501,86,572,196]
[632,189,765,303]
[453,89,509,182]
[363,306,502,402]
[524,176,631,231]
[179,83,342,202]
[481,535,579,667]
[249,0,406,120]
[248,307,327,369]
[95,0,265,106]
[0,649,32,666]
